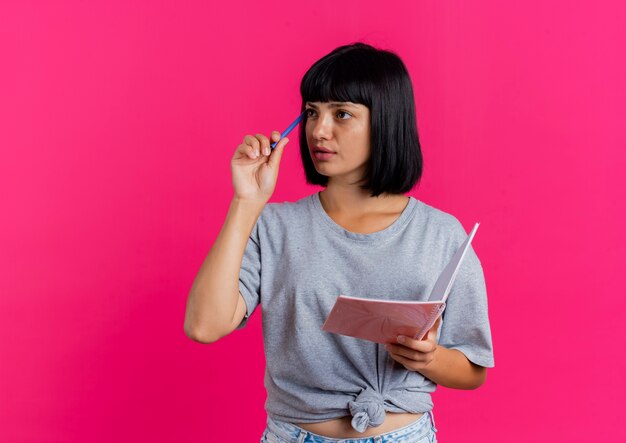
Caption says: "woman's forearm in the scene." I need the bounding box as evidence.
[418,346,487,389]
[184,197,264,343]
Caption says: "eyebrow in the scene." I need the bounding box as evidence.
[305,102,358,109]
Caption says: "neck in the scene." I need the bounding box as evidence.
[319,182,407,216]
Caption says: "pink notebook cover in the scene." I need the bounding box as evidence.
[321,296,445,343]
[321,223,480,344]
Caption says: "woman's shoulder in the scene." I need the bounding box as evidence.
[415,199,463,228]
[412,198,469,242]
[258,193,316,224]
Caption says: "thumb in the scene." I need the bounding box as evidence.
[424,315,442,341]
[267,137,289,169]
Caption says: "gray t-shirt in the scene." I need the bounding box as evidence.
[238,192,494,432]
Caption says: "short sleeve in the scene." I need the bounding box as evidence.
[236,217,262,329]
[438,221,495,368]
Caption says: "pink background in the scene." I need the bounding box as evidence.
[1,1,625,442]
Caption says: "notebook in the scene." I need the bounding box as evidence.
[321,223,480,344]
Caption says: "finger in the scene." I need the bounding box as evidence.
[395,335,437,353]
[426,316,443,341]
[387,345,437,370]
[387,351,421,371]
[267,137,289,169]
[233,142,257,160]
[432,315,442,330]
[385,343,430,362]
[256,133,271,156]
[243,135,261,158]
[270,131,281,143]
[235,142,258,160]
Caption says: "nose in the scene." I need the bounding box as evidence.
[310,113,333,141]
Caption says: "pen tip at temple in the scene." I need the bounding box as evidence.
[270,112,305,149]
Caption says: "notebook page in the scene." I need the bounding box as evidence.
[427,222,480,303]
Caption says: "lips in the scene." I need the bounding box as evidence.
[312,146,336,161]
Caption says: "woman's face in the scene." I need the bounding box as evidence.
[304,101,371,184]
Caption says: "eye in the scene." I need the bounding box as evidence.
[305,108,317,118]
[336,110,352,120]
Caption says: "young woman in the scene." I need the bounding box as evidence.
[184,43,494,443]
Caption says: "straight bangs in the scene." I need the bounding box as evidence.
[300,55,373,107]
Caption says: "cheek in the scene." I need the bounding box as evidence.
[355,132,371,158]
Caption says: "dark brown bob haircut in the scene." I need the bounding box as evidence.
[299,42,423,197]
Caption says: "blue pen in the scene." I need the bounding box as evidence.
[270,112,305,149]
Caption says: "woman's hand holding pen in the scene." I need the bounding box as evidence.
[183,131,289,342]
[385,317,442,372]
[231,131,290,203]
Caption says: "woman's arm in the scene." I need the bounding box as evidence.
[184,132,289,343]
[385,318,487,389]
[184,197,264,343]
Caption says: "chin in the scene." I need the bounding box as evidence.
[312,165,332,177]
